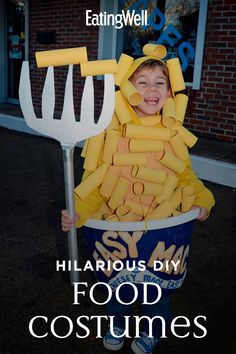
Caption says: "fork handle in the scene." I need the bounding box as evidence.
[62,144,79,284]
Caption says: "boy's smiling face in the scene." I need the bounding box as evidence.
[130,66,171,117]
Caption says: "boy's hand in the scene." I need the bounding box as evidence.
[61,209,79,232]
[191,205,209,221]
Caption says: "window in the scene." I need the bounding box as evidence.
[98,0,208,89]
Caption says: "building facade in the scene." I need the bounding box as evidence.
[0,0,235,141]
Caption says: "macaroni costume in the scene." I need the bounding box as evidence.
[74,45,215,227]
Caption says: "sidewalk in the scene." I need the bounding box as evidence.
[0,126,235,354]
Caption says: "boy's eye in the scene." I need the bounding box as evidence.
[137,81,147,85]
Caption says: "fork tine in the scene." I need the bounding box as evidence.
[19,61,37,129]
[94,73,115,134]
[42,66,55,120]
[80,76,94,128]
[61,64,76,122]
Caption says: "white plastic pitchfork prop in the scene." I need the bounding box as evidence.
[19,51,116,283]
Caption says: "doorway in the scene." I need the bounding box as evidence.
[6,0,26,103]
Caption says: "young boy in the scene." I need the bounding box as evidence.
[62,57,214,353]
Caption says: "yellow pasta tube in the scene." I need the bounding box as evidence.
[176,125,198,148]
[115,91,134,125]
[35,47,88,68]
[105,214,120,222]
[80,59,117,76]
[162,97,176,127]
[81,139,88,158]
[90,211,104,220]
[143,44,167,59]
[114,53,134,86]
[169,187,182,210]
[123,124,170,141]
[172,209,182,216]
[129,139,164,152]
[83,132,105,171]
[116,205,135,222]
[74,163,109,200]
[132,165,167,184]
[91,210,112,220]
[125,199,149,217]
[155,174,178,204]
[98,201,113,215]
[113,152,146,166]
[99,166,120,198]
[108,177,130,210]
[159,150,185,174]
[133,181,163,196]
[181,186,195,212]
[120,80,142,106]
[169,131,189,161]
[175,94,189,124]
[166,58,185,93]
[102,129,121,164]
[146,200,173,220]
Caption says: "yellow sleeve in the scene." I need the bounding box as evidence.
[74,169,106,228]
[177,158,215,213]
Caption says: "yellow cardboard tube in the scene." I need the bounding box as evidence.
[159,150,185,174]
[172,209,182,216]
[162,97,176,128]
[115,91,134,125]
[176,125,198,148]
[133,181,163,196]
[143,44,167,59]
[83,131,105,171]
[98,201,113,215]
[155,174,178,204]
[146,200,173,220]
[81,139,88,158]
[105,214,120,222]
[175,94,189,124]
[91,210,112,220]
[115,53,134,86]
[113,152,146,166]
[166,58,185,93]
[120,80,142,106]
[169,131,189,161]
[108,177,130,210]
[133,182,144,195]
[116,205,135,222]
[80,59,117,76]
[99,166,120,198]
[132,166,167,184]
[102,129,121,164]
[125,199,149,217]
[129,139,164,152]
[123,124,170,141]
[181,186,195,212]
[74,163,109,200]
[169,187,182,210]
[35,47,88,68]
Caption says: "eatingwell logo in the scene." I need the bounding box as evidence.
[86,9,148,29]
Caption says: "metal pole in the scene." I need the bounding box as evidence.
[62,144,79,283]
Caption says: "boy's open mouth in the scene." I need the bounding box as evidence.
[144,97,159,105]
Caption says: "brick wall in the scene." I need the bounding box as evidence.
[29,0,236,141]
[185,0,236,142]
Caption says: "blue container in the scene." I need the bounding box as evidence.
[83,209,199,299]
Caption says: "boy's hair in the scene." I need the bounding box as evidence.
[130,59,170,87]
